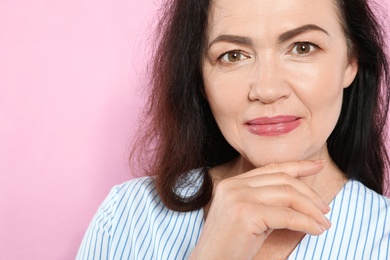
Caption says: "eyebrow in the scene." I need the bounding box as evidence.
[208,35,253,48]
[278,24,329,43]
[208,24,329,48]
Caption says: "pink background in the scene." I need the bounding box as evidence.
[0,0,389,259]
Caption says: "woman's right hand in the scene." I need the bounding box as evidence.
[189,160,331,260]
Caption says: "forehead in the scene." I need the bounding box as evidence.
[207,0,342,39]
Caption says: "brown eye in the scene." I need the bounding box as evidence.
[221,51,246,63]
[227,51,241,62]
[293,42,316,55]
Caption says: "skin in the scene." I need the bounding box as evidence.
[191,0,358,259]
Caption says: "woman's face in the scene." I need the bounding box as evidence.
[202,0,358,170]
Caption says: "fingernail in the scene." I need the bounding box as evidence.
[322,203,331,213]
[323,216,332,229]
[318,224,327,232]
[326,218,332,227]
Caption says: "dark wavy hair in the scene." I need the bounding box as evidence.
[132,0,390,211]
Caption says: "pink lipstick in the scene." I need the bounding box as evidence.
[246,116,301,136]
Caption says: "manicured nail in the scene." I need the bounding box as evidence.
[326,218,332,227]
[323,216,332,229]
[321,202,331,213]
[318,224,327,232]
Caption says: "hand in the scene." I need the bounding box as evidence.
[189,160,331,260]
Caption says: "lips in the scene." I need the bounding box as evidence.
[245,116,301,136]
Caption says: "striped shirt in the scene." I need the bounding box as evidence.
[77,173,390,259]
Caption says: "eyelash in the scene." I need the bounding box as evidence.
[217,50,251,64]
[216,41,320,64]
[290,41,320,56]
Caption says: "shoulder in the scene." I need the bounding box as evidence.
[109,169,205,213]
[111,176,158,206]
[102,176,162,226]
[77,175,204,260]
[84,176,160,233]
[335,179,390,226]
[343,179,390,212]
[76,177,158,259]
[289,179,390,259]
[115,171,208,204]
[328,179,390,257]
[107,174,204,259]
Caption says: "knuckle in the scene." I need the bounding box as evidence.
[214,179,241,204]
[236,203,253,216]
[281,184,295,196]
[215,178,233,194]
[230,202,256,222]
[282,208,295,222]
[302,218,318,234]
[275,172,289,181]
[264,162,282,171]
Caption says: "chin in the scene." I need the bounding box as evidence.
[244,154,317,170]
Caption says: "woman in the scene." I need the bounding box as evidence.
[77,0,390,259]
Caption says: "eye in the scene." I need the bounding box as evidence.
[219,50,250,63]
[291,42,318,55]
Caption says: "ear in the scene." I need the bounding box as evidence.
[343,56,358,89]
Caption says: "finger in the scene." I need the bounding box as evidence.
[242,172,330,213]
[237,160,326,179]
[251,184,331,227]
[253,205,331,236]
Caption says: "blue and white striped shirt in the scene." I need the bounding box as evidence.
[77,174,390,259]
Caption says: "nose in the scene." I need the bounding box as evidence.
[248,58,291,104]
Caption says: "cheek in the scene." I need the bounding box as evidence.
[289,58,346,105]
[203,73,250,148]
[283,58,345,133]
[204,83,241,128]
[203,69,251,118]
[292,64,345,137]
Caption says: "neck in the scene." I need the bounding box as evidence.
[298,154,348,204]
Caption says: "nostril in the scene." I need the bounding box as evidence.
[248,83,291,104]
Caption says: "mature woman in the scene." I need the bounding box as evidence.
[77,0,390,259]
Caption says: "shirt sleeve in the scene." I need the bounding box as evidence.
[76,186,120,260]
